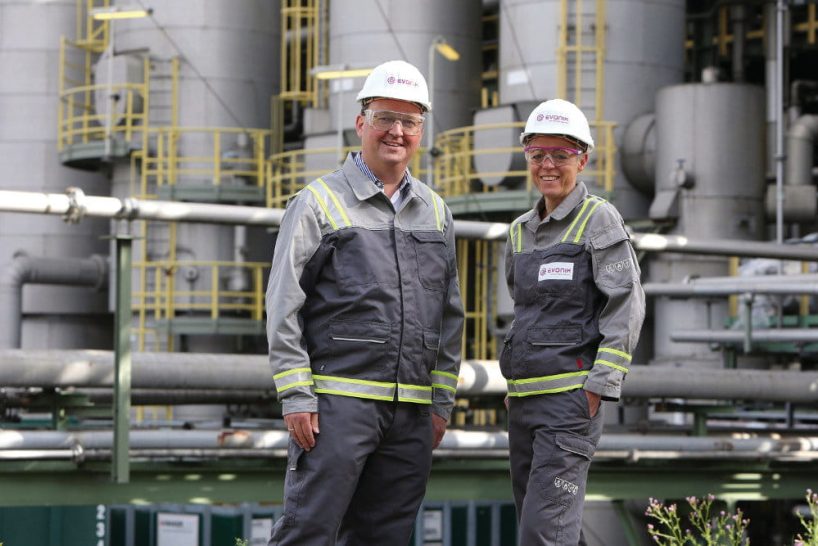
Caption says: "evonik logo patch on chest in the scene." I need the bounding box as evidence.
[538,261,574,281]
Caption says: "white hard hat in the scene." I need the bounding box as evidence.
[519,99,594,152]
[356,60,432,112]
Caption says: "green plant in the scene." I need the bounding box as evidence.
[795,489,818,546]
[645,494,750,545]
[234,539,248,546]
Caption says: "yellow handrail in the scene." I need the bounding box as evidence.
[137,127,272,199]
[265,147,428,209]
[433,121,617,198]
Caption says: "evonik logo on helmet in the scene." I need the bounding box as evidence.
[386,74,419,87]
[537,113,570,124]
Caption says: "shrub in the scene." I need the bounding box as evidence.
[645,494,750,545]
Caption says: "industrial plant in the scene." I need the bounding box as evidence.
[1,0,818,544]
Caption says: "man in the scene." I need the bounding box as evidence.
[265,59,464,546]
[502,99,645,544]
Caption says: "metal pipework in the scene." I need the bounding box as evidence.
[0,254,108,348]
[644,281,818,296]
[787,115,818,186]
[672,328,818,344]
[4,429,818,462]
[4,188,818,261]
[6,350,818,403]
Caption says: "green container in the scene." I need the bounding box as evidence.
[0,506,106,546]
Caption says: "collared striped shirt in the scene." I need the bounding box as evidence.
[353,151,412,210]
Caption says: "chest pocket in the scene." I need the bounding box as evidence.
[333,228,399,288]
[411,231,449,292]
[536,244,584,296]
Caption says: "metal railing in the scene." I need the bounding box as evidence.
[133,260,269,322]
[138,127,271,199]
[433,121,616,198]
[266,146,428,208]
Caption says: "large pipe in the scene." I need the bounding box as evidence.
[4,189,818,260]
[644,281,818,296]
[4,429,818,462]
[5,351,818,403]
[0,255,108,348]
[786,115,818,186]
[672,328,818,344]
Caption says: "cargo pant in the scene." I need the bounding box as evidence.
[268,394,434,546]
[508,389,604,545]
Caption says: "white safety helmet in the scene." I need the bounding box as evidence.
[519,98,594,152]
[356,60,432,112]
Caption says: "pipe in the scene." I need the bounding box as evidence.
[671,328,818,344]
[644,281,818,296]
[786,115,818,186]
[5,429,818,462]
[731,5,746,82]
[0,254,108,348]
[5,188,818,260]
[6,350,818,403]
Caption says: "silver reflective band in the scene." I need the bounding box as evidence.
[273,367,314,393]
[507,371,589,397]
[431,370,458,393]
[314,374,396,401]
[397,383,433,404]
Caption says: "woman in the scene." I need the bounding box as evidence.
[502,99,645,545]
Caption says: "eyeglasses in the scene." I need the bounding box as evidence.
[364,110,425,136]
[524,146,583,167]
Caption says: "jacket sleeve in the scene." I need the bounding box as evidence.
[265,193,323,415]
[432,206,465,422]
[584,207,646,401]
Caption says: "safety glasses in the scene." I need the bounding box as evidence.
[364,110,425,136]
[524,146,583,167]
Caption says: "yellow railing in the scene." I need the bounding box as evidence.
[138,127,271,198]
[280,0,320,106]
[76,0,109,51]
[266,147,428,209]
[58,39,149,152]
[133,260,269,322]
[458,239,499,361]
[433,121,616,198]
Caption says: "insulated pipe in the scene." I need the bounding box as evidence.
[4,189,818,260]
[644,281,818,296]
[672,328,818,344]
[0,255,108,348]
[786,115,818,186]
[6,350,818,402]
[5,430,818,462]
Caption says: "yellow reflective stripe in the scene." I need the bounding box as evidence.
[277,380,315,393]
[398,384,433,404]
[306,185,339,230]
[431,191,443,232]
[432,382,457,393]
[507,384,585,397]
[572,199,605,242]
[314,389,395,401]
[273,367,312,380]
[594,359,629,373]
[317,178,351,227]
[313,375,394,388]
[507,370,589,385]
[561,198,593,242]
[598,347,632,361]
[510,222,523,253]
[432,370,458,381]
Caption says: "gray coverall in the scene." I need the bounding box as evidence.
[502,182,645,545]
[266,153,464,546]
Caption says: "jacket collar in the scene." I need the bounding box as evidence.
[526,181,588,231]
[341,153,428,205]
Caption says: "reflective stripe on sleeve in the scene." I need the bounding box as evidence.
[306,179,351,231]
[594,347,632,373]
[561,196,605,243]
[428,188,445,232]
[313,374,396,401]
[273,367,314,393]
[506,370,589,397]
[510,221,523,253]
[431,370,459,393]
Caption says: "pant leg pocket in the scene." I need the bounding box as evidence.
[536,433,594,504]
[281,440,307,527]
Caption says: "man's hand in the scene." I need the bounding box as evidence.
[431,413,448,449]
[285,412,320,451]
[584,390,601,418]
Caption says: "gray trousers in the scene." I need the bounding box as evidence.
[508,389,604,546]
[268,395,434,546]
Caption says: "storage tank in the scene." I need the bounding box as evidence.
[107,0,279,356]
[311,0,482,172]
[0,0,111,349]
[650,83,766,365]
[495,0,686,219]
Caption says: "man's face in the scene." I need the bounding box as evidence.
[355,98,424,172]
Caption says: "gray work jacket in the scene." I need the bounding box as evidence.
[503,182,645,401]
[266,154,464,420]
